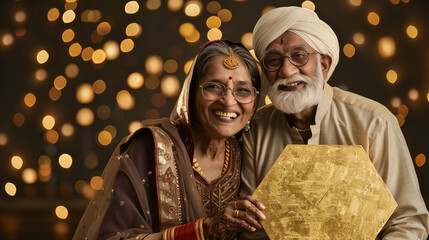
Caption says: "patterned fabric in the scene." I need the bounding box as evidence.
[194,137,241,240]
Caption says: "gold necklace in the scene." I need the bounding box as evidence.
[193,139,231,181]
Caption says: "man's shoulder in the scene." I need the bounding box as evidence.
[331,87,394,120]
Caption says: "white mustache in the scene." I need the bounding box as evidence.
[272,74,310,88]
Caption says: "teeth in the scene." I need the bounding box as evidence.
[285,81,301,87]
[213,111,238,119]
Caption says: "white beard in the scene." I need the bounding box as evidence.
[267,62,324,114]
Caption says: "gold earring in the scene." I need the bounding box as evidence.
[245,120,250,131]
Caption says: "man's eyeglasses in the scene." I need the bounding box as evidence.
[262,49,319,72]
[199,82,259,104]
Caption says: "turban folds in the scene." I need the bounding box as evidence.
[253,6,339,81]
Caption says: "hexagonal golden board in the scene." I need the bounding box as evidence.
[252,145,397,240]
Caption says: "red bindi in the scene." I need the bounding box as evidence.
[228,76,232,80]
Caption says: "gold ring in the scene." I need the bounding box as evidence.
[234,209,240,218]
[234,200,238,209]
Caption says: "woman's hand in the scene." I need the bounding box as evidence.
[203,195,266,236]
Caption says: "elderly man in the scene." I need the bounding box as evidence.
[240,6,429,240]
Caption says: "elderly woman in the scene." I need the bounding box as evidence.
[73,40,265,240]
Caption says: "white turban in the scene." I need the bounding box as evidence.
[253,6,339,81]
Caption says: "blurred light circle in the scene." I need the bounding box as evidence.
[97,105,111,120]
[35,68,48,81]
[164,59,178,73]
[0,133,7,146]
[13,113,25,127]
[47,8,60,21]
[42,115,55,130]
[161,75,181,97]
[62,29,75,43]
[206,16,221,29]
[103,41,120,60]
[185,30,200,43]
[61,123,75,137]
[301,1,316,11]
[11,156,23,170]
[391,97,401,108]
[69,43,82,57]
[120,38,134,52]
[65,63,79,78]
[367,12,380,26]
[396,114,405,127]
[126,23,142,37]
[93,79,106,94]
[125,1,140,14]
[2,33,14,46]
[145,55,164,75]
[76,83,95,104]
[49,87,62,101]
[5,182,17,196]
[146,0,162,10]
[408,88,419,101]
[97,22,111,36]
[15,11,26,23]
[241,32,253,50]
[167,0,184,11]
[184,1,202,17]
[54,75,67,90]
[92,49,107,64]
[24,93,36,107]
[207,28,222,41]
[145,109,160,119]
[179,23,196,37]
[415,154,426,167]
[90,176,104,190]
[343,43,356,58]
[58,153,73,169]
[183,59,193,74]
[207,1,221,14]
[128,121,142,133]
[116,90,135,110]
[378,37,396,58]
[22,168,37,184]
[127,72,144,89]
[217,9,232,22]
[76,108,95,126]
[46,129,59,144]
[145,75,160,90]
[349,0,362,6]
[36,50,49,64]
[353,32,365,45]
[386,70,398,84]
[62,10,76,23]
[98,131,112,146]
[151,92,166,107]
[81,47,94,61]
[406,25,418,39]
[104,125,117,139]
[55,206,68,219]
[84,153,98,169]
[397,104,408,117]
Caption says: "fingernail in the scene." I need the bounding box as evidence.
[261,203,266,209]
[251,227,256,232]
[261,213,266,220]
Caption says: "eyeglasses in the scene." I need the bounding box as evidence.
[262,49,319,72]
[199,82,259,104]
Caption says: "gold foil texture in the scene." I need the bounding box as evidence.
[252,145,397,240]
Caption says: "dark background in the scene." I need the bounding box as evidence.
[1,0,428,239]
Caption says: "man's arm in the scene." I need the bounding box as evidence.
[370,117,429,239]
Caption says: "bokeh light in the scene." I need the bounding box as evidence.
[206,16,221,29]
[65,63,79,78]
[97,22,111,36]
[47,8,60,21]
[349,0,361,6]
[98,131,112,146]
[11,156,23,170]
[126,23,142,38]
[36,50,49,64]
[146,0,162,10]
[207,28,222,41]
[386,70,398,84]
[81,47,94,61]
[353,32,365,45]
[0,133,7,146]
[120,38,134,52]
[58,153,73,169]
[241,32,253,50]
[76,108,95,126]
[92,49,107,64]
[145,55,164,75]
[145,75,160,90]
[415,153,426,167]
[406,25,418,39]
[302,1,316,11]
[62,10,76,24]
[103,41,120,60]
[76,83,95,104]
[62,29,75,43]
[218,9,232,22]
[116,90,135,110]
[128,121,141,133]
[55,206,68,219]
[207,1,221,14]
[164,59,178,73]
[391,97,401,108]
[84,153,98,169]
[93,80,106,94]
[408,88,419,101]
[90,176,103,190]
[367,12,380,26]
[45,130,59,144]
[35,68,48,81]
[398,104,409,117]
[61,123,75,137]
[127,72,144,89]
[343,43,355,58]
[69,43,82,57]
[13,113,25,127]
[49,87,62,101]
[5,182,17,196]
[24,93,36,107]
[168,0,184,11]
[42,115,55,130]
[378,37,396,58]
[54,75,67,90]
[161,75,181,97]
[184,1,202,17]
[125,1,140,14]
[22,168,37,184]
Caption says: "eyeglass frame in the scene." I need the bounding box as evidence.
[262,49,320,72]
[198,81,259,104]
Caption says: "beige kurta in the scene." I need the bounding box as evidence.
[240,84,429,240]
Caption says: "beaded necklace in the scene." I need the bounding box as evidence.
[192,139,230,181]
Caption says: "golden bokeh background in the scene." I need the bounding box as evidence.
[0,0,428,239]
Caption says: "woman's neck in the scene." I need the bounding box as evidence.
[192,131,226,161]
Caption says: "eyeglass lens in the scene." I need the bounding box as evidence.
[263,49,311,71]
[200,82,256,103]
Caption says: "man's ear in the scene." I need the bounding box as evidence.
[320,55,332,80]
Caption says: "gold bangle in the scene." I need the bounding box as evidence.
[198,218,205,240]
[163,228,168,240]
[170,226,175,240]
[234,200,238,209]
[234,209,240,218]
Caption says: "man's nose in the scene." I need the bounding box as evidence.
[278,58,299,78]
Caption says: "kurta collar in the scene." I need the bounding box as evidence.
[308,83,333,144]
